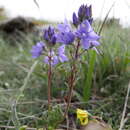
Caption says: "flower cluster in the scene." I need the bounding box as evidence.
[31,26,68,66]
[31,41,45,58]
[56,20,75,45]
[43,26,56,45]
[76,20,100,49]
[31,4,100,66]
[43,45,68,66]
[73,4,93,27]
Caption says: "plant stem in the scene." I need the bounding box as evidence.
[47,49,52,109]
[64,64,76,117]
[64,41,80,117]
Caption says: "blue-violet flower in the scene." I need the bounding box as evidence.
[73,4,93,26]
[43,26,56,44]
[44,50,59,66]
[44,45,68,66]
[30,41,45,58]
[76,20,100,49]
[58,45,68,62]
[56,20,75,45]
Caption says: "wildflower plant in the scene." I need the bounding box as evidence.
[30,3,100,118]
[31,26,68,109]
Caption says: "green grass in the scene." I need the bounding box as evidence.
[0,22,130,129]
[82,50,97,101]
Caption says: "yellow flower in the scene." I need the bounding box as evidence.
[77,108,89,125]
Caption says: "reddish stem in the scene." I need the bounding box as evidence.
[64,41,80,117]
[47,49,52,109]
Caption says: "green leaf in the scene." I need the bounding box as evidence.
[83,50,97,101]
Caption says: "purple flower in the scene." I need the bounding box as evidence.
[44,51,59,66]
[30,41,45,58]
[43,45,68,66]
[76,20,100,49]
[72,4,93,26]
[72,12,79,27]
[56,32,75,45]
[56,20,75,45]
[57,20,71,33]
[58,45,68,62]
[43,26,56,44]
[78,5,86,19]
[78,4,92,23]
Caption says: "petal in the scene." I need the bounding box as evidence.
[76,20,93,38]
[56,33,65,43]
[44,56,49,64]
[68,32,75,43]
[31,49,41,58]
[86,5,92,17]
[73,12,79,26]
[36,41,45,47]
[58,22,71,33]
[88,30,100,40]
[30,42,44,58]
[81,39,91,49]
[58,45,65,54]
[82,20,92,32]
[78,5,85,18]
[59,54,68,62]
[51,35,56,44]
[56,32,74,44]
[43,30,49,41]
[52,56,59,65]
[91,41,100,46]
[31,54,39,58]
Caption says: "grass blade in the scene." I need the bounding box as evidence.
[83,50,96,101]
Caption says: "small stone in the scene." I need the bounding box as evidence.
[81,120,112,130]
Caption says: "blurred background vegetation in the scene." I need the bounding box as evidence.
[0,7,129,129]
